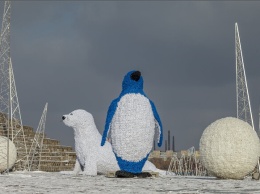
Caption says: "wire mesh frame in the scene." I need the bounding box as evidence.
[235,23,260,173]
[0,1,29,173]
[167,147,208,176]
[28,103,48,171]
[235,23,254,130]
[0,1,11,174]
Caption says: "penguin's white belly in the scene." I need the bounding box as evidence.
[111,93,155,162]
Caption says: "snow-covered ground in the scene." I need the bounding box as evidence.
[1,171,260,193]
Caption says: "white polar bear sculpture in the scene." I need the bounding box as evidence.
[62,109,166,176]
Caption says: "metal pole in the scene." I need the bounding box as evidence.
[172,136,175,151]
[168,130,170,151]
[258,105,260,137]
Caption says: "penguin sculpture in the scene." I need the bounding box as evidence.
[101,70,163,177]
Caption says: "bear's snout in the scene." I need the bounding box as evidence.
[62,116,66,120]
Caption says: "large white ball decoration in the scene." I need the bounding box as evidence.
[200,117,260,179]
[0,136,17,172]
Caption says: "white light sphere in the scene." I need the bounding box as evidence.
[200,117,260,180]
[0,136,17,172]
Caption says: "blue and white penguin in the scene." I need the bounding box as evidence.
[101,70,163,176]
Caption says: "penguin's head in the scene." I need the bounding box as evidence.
[122,70,143,91]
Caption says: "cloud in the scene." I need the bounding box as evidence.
[1,1,260,151]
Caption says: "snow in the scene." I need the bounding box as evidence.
[1,171,260,193]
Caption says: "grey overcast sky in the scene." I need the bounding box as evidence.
[1,1,260,151]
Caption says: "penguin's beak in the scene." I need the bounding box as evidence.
[131,71,141,81]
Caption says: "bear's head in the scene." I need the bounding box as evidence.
[62,109,94,129]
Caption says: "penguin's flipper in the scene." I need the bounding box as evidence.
[155,119,162,147]
[101,98,119,146]
[149,100,163,147]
